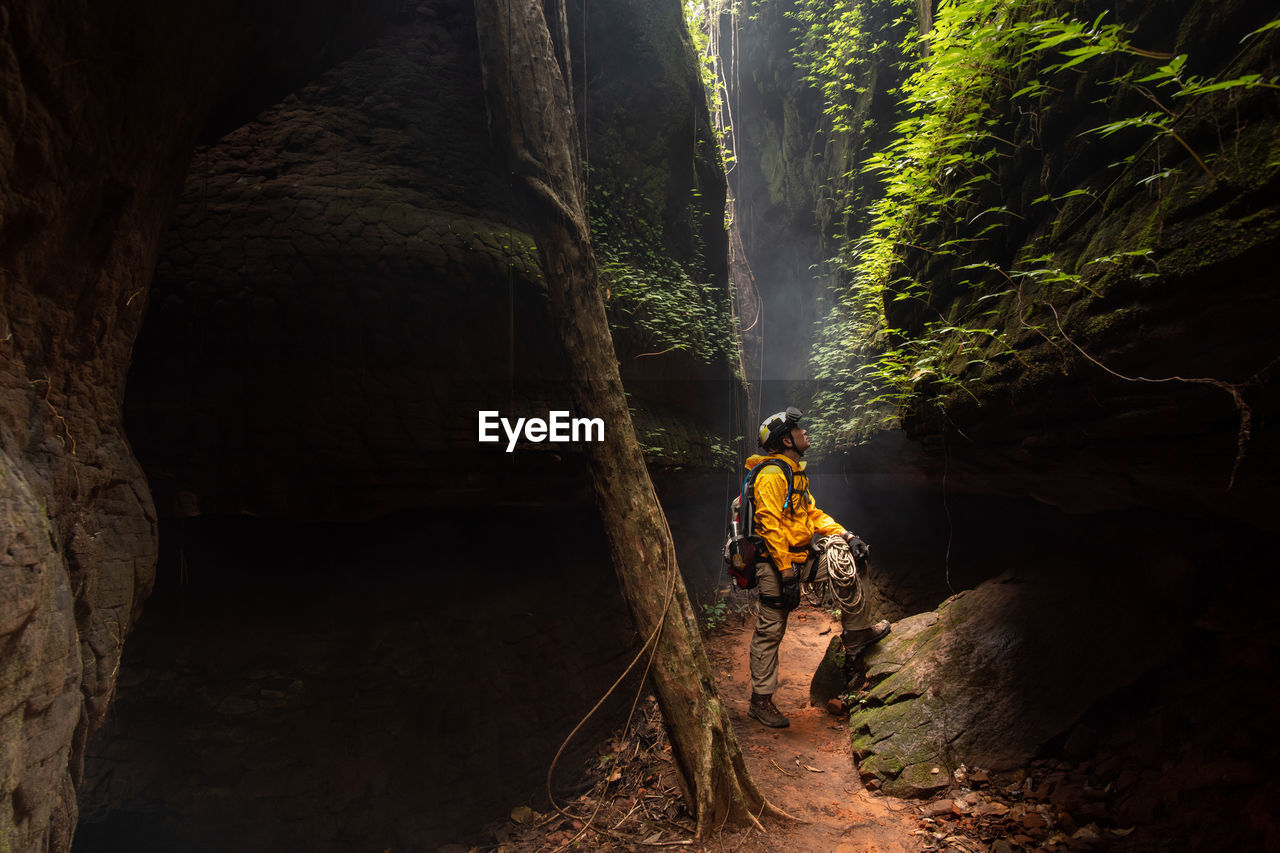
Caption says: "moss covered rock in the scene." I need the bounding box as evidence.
[846,570,1195,797]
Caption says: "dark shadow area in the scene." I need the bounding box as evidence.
[1031,522,1280,851]
[821,472,1280,850]
[76,509,642,852]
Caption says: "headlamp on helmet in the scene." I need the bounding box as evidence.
[758,406,803,451]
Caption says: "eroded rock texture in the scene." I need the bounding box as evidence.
[0,0,625,849]
[849,571,1192,798]
[125,2,555,521]
[9,0,732,850]
[837,512,1280,849]
[125,0,734,523]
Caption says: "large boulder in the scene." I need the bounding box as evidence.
[847,570,1194,797]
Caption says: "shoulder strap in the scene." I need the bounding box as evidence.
[741,459,796,536]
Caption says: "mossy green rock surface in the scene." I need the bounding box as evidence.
[846,572,1194,797]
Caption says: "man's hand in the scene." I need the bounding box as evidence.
[842,532,870,560]
[779,571,801,610]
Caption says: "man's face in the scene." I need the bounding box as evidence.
[788,426,810,454]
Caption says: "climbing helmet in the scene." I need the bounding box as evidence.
[758,406,803,450]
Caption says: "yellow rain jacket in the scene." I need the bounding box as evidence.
[745,453,846,574]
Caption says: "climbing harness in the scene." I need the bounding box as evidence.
[724,457,824,616]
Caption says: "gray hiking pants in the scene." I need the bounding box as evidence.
[749,551,875,695]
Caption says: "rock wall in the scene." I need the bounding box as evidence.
[884,0,1280,528]
[125,0,736,522]
[92,0,734,850]
[728,0,1279,522]
[1,1,399,847]
[124,1,559,521]
[716,0,911,389]
[726,0,1280,846]
[3,0,736,850]
[841,508,1280,849]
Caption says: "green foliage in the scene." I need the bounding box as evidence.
[684,0,736,171]
[792,0,917,136]
[629,403,739,468]
[588,169,735,368]
[701,599,729,631]
[799,0,1279,448]
[599,257,734,364]
[1026,12,1280,179]
[806,0,1042,445]
[707,434,739,468]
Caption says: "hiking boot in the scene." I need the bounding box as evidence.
[842,620,892,657]
[747,692,789,728]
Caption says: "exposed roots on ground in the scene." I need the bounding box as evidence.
[480,696,703,851]
[683,703,795,839]
[457,691,788,852]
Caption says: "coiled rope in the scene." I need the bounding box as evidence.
[815,533,865,615]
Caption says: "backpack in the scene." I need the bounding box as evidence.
[722,458,796,589]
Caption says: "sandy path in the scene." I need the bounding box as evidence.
[702,606,923,853]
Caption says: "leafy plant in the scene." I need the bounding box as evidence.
[702,599,730,631]
[795,0,1279,448]
[1025,13,1280,180]
[587,169,736,368]
[792,0,917,136]
[803,0,1043,445]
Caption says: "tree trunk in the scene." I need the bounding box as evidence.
[472,0,787,837]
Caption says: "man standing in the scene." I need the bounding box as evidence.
[745,407,891,728]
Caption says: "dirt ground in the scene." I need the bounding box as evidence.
[461,594,1225,853]
[698,608,922,853]
[464,602,926,852]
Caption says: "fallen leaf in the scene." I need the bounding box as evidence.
[804,765,825,773]
[606,768,622,782]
